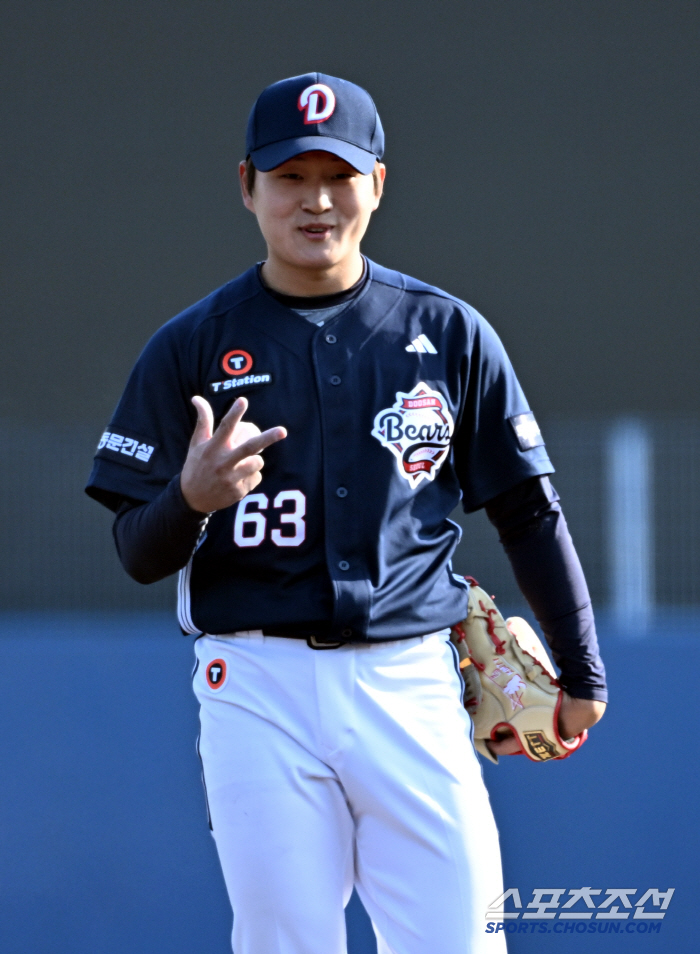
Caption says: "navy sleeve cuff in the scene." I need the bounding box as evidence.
[112,475,209,584]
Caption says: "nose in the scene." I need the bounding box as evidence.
[301,185,333,215]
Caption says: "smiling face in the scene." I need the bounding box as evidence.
[239,150,385,296]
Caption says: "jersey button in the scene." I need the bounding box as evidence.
[336,486,348,497]
[341,628,353,638]
[330,375,341,385]
[338,560,350,571]
[325,333,337,344]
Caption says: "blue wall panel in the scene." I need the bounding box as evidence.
[0,614,694,953]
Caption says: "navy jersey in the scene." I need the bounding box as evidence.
[86,259,553,640]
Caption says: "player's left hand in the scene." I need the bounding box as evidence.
[487,693,607,757]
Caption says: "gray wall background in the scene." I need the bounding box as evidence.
[3,1,699,426]
[1,1,699,609]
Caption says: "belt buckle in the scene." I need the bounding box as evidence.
[307,635,344,650]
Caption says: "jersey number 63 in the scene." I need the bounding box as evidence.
[233,490,306,548]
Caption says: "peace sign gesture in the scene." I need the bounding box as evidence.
[180,395,287,513]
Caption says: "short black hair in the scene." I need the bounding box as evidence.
[244,156,256,193]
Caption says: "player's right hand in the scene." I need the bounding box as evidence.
[486,693,607,757]
[180,395,287,513]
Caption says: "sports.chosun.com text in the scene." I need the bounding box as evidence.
[486,921,662,935]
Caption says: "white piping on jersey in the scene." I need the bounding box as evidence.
[405,333,437,354]
[446,551,470,592]
[178,518,210,635]
[178,559,199,635]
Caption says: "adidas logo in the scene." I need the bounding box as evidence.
[405,334,437,354]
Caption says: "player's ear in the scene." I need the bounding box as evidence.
[372,162,386,209]
[239,160,256,213]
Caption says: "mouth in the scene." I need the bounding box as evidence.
[299,224,334,240]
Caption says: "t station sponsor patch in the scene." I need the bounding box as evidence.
[209,374,273,395]
[210,348,273,394]
[206,658,227,690]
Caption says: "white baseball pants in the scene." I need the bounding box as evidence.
[193,631,507,954]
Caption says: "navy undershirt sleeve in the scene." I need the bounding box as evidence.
[484,475,608,703]
[113,476,208,585]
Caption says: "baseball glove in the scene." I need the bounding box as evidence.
[450,578,587,764]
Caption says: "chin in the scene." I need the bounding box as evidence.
[289,247,343,270]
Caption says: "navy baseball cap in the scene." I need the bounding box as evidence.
[246,73,384,175]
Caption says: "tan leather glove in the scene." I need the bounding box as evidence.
[451,579,587,764]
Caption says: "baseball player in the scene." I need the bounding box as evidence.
[86,73,607,953]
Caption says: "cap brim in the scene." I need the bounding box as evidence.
[250,136,377,175]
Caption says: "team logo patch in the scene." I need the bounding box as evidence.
[509,412,544,451]
[371,382,454,488]
[206,659,227,690]
[298,83,336,124]
[222,350,254,376]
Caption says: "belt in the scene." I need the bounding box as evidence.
[216,628,348,649]
[213,630,444,650]
[305,635,345,650]
[263,633,346,650]
[257,625,348,650]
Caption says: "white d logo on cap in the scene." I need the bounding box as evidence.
[298,84,336,124]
